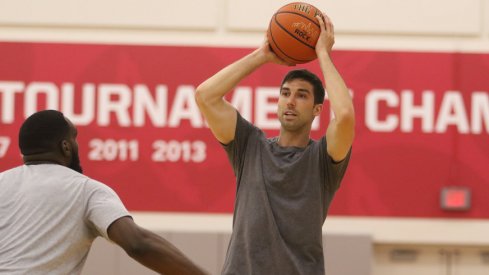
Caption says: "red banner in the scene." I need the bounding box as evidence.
[0,42,488,218]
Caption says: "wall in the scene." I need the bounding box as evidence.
[1,0,489,274]
[0,0,488,50]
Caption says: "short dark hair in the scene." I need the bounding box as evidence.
[19,110,70,155]
[280,69,325,104]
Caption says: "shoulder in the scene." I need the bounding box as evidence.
[224,112,264,146]
[83,177,119,198]
[316,136,352,163]
[305,136,327,153]
[236,112,261,133]
[51,165,94,184]
[0,165,23,176]
[47,166,118,197]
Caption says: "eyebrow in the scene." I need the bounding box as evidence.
[280,87,311,92]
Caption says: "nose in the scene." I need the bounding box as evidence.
[286,95,295,107]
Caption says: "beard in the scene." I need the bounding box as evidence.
[69,150,83,174]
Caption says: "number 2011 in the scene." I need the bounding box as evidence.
[88,139,139,161]
[0,136,11,159]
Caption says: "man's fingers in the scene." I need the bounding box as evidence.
[316,15,326,30]
[316,13,334,34]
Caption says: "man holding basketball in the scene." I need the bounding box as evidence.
[195,13,354,275]
[0,110,207,275]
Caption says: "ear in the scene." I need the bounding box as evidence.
[313,104,323,116]
[60,140,72,157]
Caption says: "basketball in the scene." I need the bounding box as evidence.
[267,2,323,64]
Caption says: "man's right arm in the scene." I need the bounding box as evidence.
[108,217,207,275]
[195,39,289,144]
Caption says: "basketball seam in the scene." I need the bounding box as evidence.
[274,11,319,51]
[277,11,321,28]
[269,16,310,63]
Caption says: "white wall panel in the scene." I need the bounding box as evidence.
[374,245,444,275]
[226,0,326,31]
[0,0,487,51]
[324,234,372,275]
[0,0,219,30]
[170,232,221,274]
[329,0,481,35]
[227,0,481,36]
[82,238,119,275]
[130,213,489,246]
[484,0,489,38]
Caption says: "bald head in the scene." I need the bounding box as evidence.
[19,110,70,156]
[18,110,83,173]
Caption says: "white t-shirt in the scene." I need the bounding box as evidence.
[0,164,131,275]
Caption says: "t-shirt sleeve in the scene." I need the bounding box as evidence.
[84,180,131,240]
[222,111,256,179]
[320,137,352,192]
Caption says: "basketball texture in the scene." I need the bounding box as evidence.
[267,2,323,64]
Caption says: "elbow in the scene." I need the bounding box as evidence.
[124,233,152,259]
[335,106,356,140]
[194,84,210,108]
[336,106,355,126]
[126,243,148,259]
[194,85,204,107]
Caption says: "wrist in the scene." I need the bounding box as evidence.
[249,48,270,64]
[316,49,331,59]
[238,49,269,72]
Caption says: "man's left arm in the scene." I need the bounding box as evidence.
[316,14,355,162]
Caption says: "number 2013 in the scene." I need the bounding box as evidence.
[151,140,206,163]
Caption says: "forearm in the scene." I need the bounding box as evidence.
[317,51,354,119]
[314,13,354,120]
[314,13,354,160]
[127,230,207,275]
[195,49,268,105]
[194,48,270,143]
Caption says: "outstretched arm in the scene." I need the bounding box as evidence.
[108,217,207,275]
[316,14,355,162]
[195,39,289,144]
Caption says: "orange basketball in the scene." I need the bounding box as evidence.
[267,2,323,64]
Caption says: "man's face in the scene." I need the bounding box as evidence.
[277,79,321,132]
[65,118,83,174]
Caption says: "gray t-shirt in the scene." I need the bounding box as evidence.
[0,164,130,275]
[222,113,351,275]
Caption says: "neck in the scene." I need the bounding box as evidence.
[24,160,60,165]
[277,130,311,148]
[23,152,65,166]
